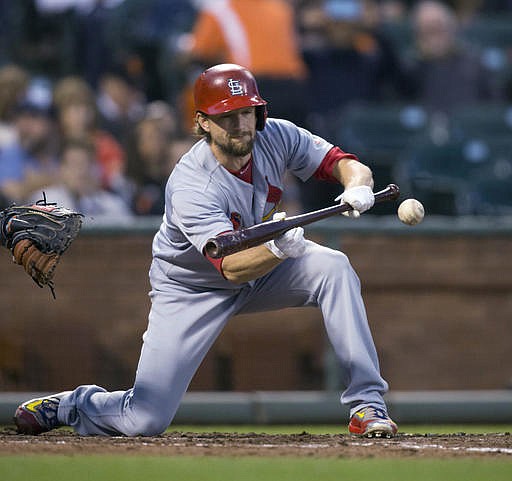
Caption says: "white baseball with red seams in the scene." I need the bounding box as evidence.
[398,198,425,225]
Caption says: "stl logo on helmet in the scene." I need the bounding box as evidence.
[227,78,244,96]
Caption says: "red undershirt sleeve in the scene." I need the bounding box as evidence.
[313,146,359,183]
[205,251,225,277]
[204,231,230,278]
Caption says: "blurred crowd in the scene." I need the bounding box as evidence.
[1,0,512,218]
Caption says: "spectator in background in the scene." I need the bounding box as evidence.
[0,64,29,150]
[125,100,195,216]
[145,100,179,140]
[378,0,409,23]
[4,0,77,80]
[177,0,308,127]
[0,191,8,209]
[447,0,512,24]
[70,0,126,89]
[402,0,501,115]
[108,0,198,102]
[303,0,409,135]
[96,64,147,146]
[0,78,60,204]
[297,0,329,51]
[27,138,132,222]
[299,0,409,211]
[166,134,196,173]
[125,115,172,216]
[52,76,129,199]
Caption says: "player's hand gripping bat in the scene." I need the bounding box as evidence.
[205,183,400,258]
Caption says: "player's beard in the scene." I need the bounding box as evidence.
[214,131,255,157]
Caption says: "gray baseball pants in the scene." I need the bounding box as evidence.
[57,242,388,435]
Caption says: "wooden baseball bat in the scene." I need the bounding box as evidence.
[204,183,400,258]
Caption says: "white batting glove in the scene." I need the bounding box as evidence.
[335,185,375,219]
[264,212,307,259]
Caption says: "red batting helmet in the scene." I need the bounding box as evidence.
[194,64,268,130]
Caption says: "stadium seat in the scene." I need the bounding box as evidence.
[336,103,429,158]
[398,138,495,215]
[466,145,512,215]
[334,103,430,214]
[380,20,413,58]
[470,176,512,215]
[460,15,512,93]
[451,104,512,143]
[462,15,512,50]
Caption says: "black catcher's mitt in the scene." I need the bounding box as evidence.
[0,197,83,297]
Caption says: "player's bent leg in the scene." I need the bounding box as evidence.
[15,387,173,436]
[57,385,174,436]
[298,246,397,435]
[239,242,395,435]
[41,266,240,436]
[307,246,389,401]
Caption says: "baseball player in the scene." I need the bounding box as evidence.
[14,64,398,438]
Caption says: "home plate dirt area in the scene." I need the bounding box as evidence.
[0,428,511,458]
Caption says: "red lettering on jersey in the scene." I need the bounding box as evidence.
[230,212,242,230]
[265,177,282,203]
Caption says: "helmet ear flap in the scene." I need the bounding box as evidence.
[256,105,267,131]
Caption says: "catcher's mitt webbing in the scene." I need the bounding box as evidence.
[0,196,83,298]
[12,239,60,289]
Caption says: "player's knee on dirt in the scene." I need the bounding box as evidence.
[123,410,171,437]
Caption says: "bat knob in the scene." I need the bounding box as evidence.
[205,239,221,258]
[387,184,400,201]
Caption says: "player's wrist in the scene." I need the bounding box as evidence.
[264,239,288,259]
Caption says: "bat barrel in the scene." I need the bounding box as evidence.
[204,222,292,258]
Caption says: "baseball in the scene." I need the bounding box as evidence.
[397,198,425,225]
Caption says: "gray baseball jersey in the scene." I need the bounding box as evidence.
[152,118,332,289]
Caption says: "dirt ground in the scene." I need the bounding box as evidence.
[0,428,511,458]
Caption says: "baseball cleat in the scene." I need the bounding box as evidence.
[14,395,63,435]
[348,406,398,438]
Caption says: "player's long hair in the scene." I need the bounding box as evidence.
[193,112,211,143]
